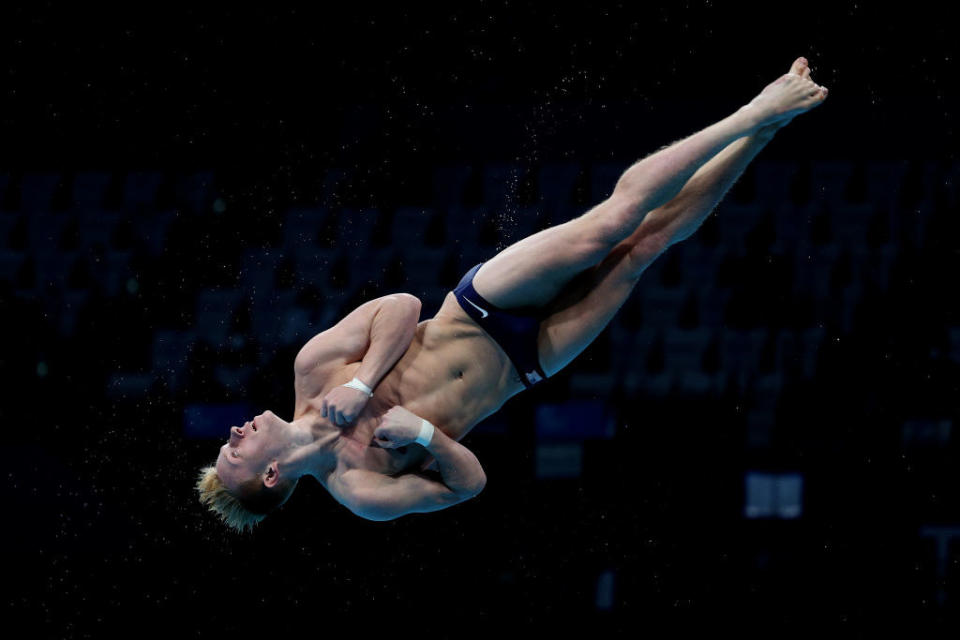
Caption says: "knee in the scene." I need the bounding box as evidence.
[623,233,671,279]
[579,194,646,248]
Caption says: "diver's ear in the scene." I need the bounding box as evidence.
[263,462,281,488]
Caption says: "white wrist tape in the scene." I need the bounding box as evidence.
[342,376,373,397]
[415,419,435,447]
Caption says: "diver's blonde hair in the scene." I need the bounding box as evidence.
[196,465,296,534]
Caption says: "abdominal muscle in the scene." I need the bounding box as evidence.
[298,292,526,479]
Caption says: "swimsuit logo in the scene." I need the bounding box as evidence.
[462,296,489,318]
[525,370,543,384]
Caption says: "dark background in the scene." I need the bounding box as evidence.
[2,1,958,636]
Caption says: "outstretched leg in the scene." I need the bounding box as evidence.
[472,106,758,310]
[536,56,825,377]
[472,57,826,312]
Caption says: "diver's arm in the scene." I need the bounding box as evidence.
[294,293,421,384]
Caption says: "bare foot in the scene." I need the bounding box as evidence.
[745,56,828,132]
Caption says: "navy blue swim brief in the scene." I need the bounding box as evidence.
[453,262,549,390]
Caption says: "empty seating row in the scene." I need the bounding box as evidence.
[0,170,214,214]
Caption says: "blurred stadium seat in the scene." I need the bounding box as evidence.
[19,171,62,213]
[538,162,581,209]
[391,206,435,248]
[640,284,687,327]
[432,165,473,209]
[72,171,113,211]
[811,160,854,208]
[122,170,165,212]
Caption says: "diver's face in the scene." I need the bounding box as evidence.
[215,411,284,491]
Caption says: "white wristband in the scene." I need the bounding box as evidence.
[342,376,373,397]
[415,418,435,447]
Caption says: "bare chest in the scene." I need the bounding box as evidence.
[296,293,520,478]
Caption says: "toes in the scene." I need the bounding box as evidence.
[789,56,807,75]
[807,87,828,105]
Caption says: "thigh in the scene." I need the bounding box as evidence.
[537,237,667,377]
[471,199,632,310]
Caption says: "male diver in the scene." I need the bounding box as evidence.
[198,57,828,531]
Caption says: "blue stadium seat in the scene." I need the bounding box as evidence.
[866,161,908,205]
[446,204,486,246]
[535,399,616,441]
[152,329,198,393]
[698,287,732,328]
[432,165,473,208]
[811,161,854,208]
[716,202,763,249]
[347,249,396,289]
[0,172,11,210]
[318,168,349,209]
[77,211,121,252]
[891,198,934,250]
[283,206,331,247]
[194,288,243,345]
[775,330,802,376]
[293,245,337,295]
[677,369,726,397]
[240,249,283,294]
[639,284,687,327]
[677,242,719,286]
[214,365,255,394]
[249,290,298,356]
[538,162,581,209]
[493,204,544,244]
[137,210,176,255]
[100,251,133,297]
[752,371,784,409]
[822,281,861,335]
[754,162,796,205]
[24,213,70,255]
[397,245,447,289]
[948,327,960,365]
[277,306,312,347]
[799,327,825,378]
[19,172,61,213]
[337,207,378,251]
[72,171,113,210]
[391,206,435,248]
[832,203,875,248]
[663,326,712,373]
[106,371,156,398]
[0,213,17,249]
[482,162,523,213]
[122,170,165,212]
[174,171,215,214]
[721,328,767,385]
[771,202,804,254]
[640,369,675,396]
[57,290,88,336]
[793,242,841,299]
[36,250,75,292]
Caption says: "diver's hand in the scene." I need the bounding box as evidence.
[373,406,426,449]
[321,384,371,426]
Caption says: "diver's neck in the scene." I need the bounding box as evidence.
[280,413,342,482]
